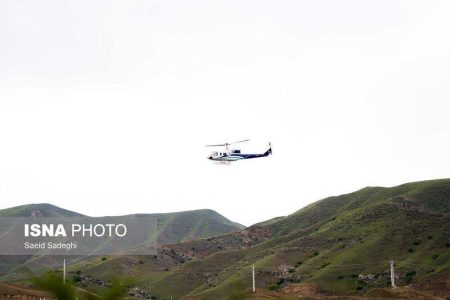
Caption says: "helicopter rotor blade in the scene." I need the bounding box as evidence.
[205,139,249,147]
[230,139,250,145]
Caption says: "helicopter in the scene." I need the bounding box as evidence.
[206,139,272,162]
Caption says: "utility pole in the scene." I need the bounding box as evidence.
[390,259,396,288]
[63,259,66,285]
[252,264,255,293]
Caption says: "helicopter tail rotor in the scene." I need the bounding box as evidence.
[264,142,272,156]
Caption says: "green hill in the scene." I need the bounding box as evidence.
[65,179,449,299]
[138,209,245,244]
[0,203,244,244]
[0,204,244,279]
[0,203,84,218]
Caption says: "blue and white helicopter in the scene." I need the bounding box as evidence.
[206,139,272,162]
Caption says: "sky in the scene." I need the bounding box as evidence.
[0,0,449,226]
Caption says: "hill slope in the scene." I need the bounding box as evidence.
[0,204,243,279]
[0,203,84,218]
[138,209,244,244]
[67,179,450,299]
[0,203,243,244]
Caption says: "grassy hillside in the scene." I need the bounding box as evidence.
[64,179,449,299]
[0,204,243,244]
[0,281,50,298]
[0,204,243,280]
[138,209,244,244]
[0,203,84,217]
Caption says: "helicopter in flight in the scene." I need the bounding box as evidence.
[206,139,272,162]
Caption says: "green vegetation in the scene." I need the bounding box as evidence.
[2,178,450,299]
[0,203,84,217]
[0,205,244,278]
[144,179,450,298]
[32,272,128,299]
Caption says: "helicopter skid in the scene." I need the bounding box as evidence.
[213,161,232,165]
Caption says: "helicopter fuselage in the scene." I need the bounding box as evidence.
[208,147,272,162]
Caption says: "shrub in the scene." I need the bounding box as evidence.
[408,248,414,253]
[405,270,416,284]
[101,257,107,261]
[268,283,279,290]
[33,273,128,300]
[413,241,420,245]
[432,254,439,260]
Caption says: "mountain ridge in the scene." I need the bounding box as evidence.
[0,203,245,279]
[93,178,448,299]
[1,179,449,299]
[0,203,244,244]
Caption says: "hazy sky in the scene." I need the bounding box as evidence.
[1,0,449,225]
